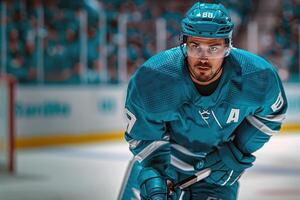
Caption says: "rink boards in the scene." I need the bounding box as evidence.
[13,83,300,148]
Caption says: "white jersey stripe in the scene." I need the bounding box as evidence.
[171,144,206,158]
[170,155,195,172]
[135,140,169,163]
[246,116,278,136]
[255,114,286,123]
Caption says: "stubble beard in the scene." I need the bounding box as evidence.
[189,63,214,83]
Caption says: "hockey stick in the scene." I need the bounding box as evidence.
[167,168,211,196]
[168,168,211,195]
[172,168,211,190]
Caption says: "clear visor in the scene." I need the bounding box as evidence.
[186,42,230,59]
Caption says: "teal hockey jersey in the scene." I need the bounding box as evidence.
[124,46,288,175]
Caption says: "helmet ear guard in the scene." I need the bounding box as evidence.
[224,38,232,57]
[179,34,188,43]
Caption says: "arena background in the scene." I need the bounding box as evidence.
[0,0,300,200]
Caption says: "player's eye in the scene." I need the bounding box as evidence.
[209,46,219,53]
[189,43,199,50]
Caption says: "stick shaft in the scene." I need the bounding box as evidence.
[175,168,211,190]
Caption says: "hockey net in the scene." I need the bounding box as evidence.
[0,75,15,173]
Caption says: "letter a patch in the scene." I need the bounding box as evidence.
[226,108,240,124]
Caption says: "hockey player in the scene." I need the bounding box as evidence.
[118,2,288,200]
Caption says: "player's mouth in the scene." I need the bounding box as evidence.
[194,64,211,71]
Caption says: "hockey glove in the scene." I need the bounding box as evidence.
[195,141,255,186]
[138,167,177,200]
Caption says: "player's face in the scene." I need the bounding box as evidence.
[186,36,227,85]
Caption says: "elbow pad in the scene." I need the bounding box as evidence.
[234,118,272,154]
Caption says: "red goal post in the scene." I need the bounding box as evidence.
[0,75,16,173]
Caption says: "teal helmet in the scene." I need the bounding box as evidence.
[181,2,234,39]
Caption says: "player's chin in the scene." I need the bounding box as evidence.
[194,70,210,79]
[194,74,211,82]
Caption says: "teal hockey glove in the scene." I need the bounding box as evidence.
[138,167,168,200]
[195,142,255,186]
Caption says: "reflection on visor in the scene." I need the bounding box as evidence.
[186,43,230,59]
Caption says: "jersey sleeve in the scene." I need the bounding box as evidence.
[124,78,170,174]
[233,69,288,154]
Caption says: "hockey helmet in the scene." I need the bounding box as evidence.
[181,2,234,39]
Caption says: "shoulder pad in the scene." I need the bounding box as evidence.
[128,46,188,113]
[230,48,274,74]
[226,49,281,106]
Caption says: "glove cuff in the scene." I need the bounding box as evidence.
[138,167,167,199]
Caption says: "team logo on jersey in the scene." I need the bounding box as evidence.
[199,110,211,127]
[199,110,210,120]
[199,109,223,128]
[226,108,240,124]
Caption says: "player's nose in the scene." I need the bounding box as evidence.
[198,58,208,63]
[196,52,208,61]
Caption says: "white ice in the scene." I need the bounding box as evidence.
[0,133,299,200]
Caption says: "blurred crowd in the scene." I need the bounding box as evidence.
[260,0,300,82]
[106,0,255,80]
[1,0,104,84]
[0,0,298,84]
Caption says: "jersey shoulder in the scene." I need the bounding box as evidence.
[228,48,282,106]
[126,46,188,114]
[230,48,276,74]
